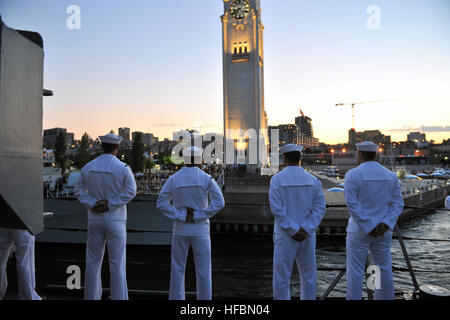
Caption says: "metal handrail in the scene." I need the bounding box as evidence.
[217,169,225,189]
[320,223,421,300]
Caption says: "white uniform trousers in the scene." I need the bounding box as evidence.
[273,233,317,300]
[0,228,41,300]
[169,234,212,300]
[84,220,128,300]
[346,230,394,300]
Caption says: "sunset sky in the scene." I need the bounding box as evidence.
[1,0,449,144]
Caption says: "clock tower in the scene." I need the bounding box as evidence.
[222,0,268,168]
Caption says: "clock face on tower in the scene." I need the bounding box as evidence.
[230,0,250,20]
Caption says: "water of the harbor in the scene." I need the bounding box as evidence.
[210,209,450,298]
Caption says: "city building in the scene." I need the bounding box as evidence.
[132,131,143,142]
[348,128,363,146]
[158,138,178,155]
[407,131,428,148]
[298,135,320,148]
[295,111,319,148]
[65,132,74,146]
[295,113,313,137]
[363,130,391,145]
[142,133,155,146]
[118,127,130,141]
[348,129,391,148]
[279,124,298,146]
[268,124,297,147]
[43,128,74,149]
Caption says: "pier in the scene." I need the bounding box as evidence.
[209,173,450,235]
[38,172,450,241]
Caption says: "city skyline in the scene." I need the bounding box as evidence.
[1,0,449,143]
[43,124,448,149]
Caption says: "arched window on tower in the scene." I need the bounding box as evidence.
[231,41,250,62]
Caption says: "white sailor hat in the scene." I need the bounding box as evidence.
[280,144,304,154]
[99,133,123,145]
[356,141,379,152]
[184,146,203,157]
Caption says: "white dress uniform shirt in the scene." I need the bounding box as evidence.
[156,166,225,300]
[0,229,41,300]
[74,153,137,300]
[75,154,137,221]
[270,166,326,237]
[344,161,404,234]
[344,160,404,300]
[269,166,326,300]
[157,166,225,236]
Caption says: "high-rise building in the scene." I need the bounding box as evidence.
[268,124,297,148]
[118,127,130,141]
[277,124,298,147]
[295,111,319,147]
[295,114,313,138]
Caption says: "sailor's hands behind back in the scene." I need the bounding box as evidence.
[186,207,195,223]
[92,200,109,213]
[292,227,309,242]
[369,223,389,237]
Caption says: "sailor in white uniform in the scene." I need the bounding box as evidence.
[0,228,41,300]
[344,141,404,300]
[156,146,225,300]
[269,144,326,300]
[74,133,136,300]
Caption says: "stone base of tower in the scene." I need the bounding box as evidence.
[224,163,274,177]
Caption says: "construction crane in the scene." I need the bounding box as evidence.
[335,99,408,130]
